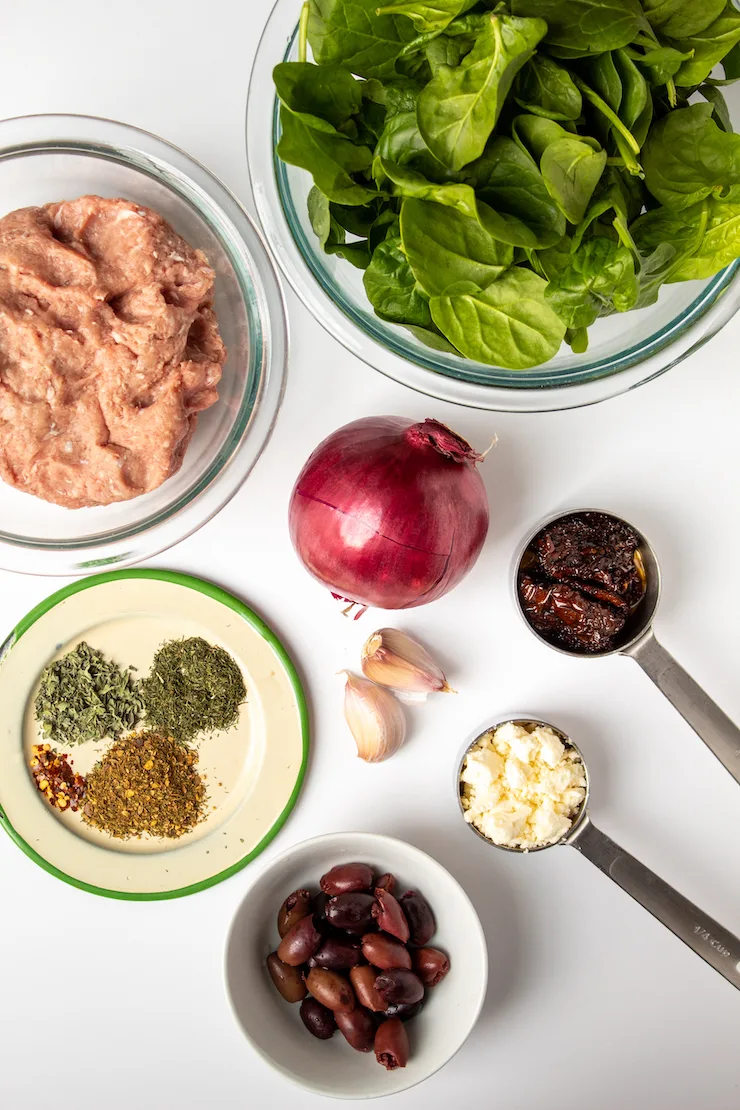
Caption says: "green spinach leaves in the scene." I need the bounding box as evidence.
[274,0,740,370]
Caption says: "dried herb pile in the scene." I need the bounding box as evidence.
[82,731,207,839]
[141,636,246,744]
[34,641,144,746]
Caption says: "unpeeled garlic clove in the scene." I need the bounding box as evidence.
[340,671,406,763]
[361,628,454,697]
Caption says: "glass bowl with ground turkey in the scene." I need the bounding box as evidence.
[0,114,287,575]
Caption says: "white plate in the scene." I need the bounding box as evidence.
[0,570,309,898]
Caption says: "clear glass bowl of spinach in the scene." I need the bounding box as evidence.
[249,0,740,411]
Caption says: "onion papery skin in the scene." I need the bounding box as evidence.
[289,416,490,610]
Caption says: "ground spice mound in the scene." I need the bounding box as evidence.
[81,731,206,840]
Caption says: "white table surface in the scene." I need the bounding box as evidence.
[1,3,740,1108]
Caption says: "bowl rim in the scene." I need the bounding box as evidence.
[247,0,740,412]
[223,829,489,1100]
[0,112,288,574]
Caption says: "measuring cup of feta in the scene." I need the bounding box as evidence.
[457,717,740,992]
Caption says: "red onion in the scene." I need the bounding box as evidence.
[289,416,490,611]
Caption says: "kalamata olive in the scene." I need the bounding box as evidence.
[277,914,322,967]
[361,933,412,971]
[305,967,356,1013]
[412,946,450,986]
[326,892,376,934]
[374,872,396,894]
[372,889,410,942]
[277,889,313,938]
[400,891,436,946]
[300,997,336,1040]
[320,862,373,896]
[375,1017,409,1070]
[266,952,308,1003]
[312,935,363,971]
[383,1000,423,1022]
[350,965,386,1012]
[335,1006,376,1052]
[374,969,424,1006]
[313,892,329,926]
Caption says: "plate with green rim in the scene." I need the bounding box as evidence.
[0,569,309,900]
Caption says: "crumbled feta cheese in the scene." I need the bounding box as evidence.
[460,722,586,850]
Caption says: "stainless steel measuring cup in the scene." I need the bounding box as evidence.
[457,717,740,991]
[513,509,740,786]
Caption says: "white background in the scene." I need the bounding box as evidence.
[1,3,740,1108]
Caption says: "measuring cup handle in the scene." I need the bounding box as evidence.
[626,630,740,786]
[570,817,740,991]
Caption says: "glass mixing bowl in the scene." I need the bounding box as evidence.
[0,114,287,574]
[248,0,740,412]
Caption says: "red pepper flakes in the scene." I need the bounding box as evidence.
[29,743,86,812]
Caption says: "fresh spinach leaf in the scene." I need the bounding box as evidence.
[478,136,567,247]
[375,156,481,218]
[540,139,607,223]
[642,102,740,209]
[363,237,433,324]
[614,50,648,131]
[572,179,634,251]
[417,13,547,170]
[565,325,589,352]
[329,240,373,267]
[720,40,740,81]
[542,236,639,329]
[573,75,643,175]
[430,268,566,368]
[278,105,378,204]
[331,200,383,236]
[587,51,623,113]
[672,6,740,87]
[669,197,740,280]
[630,198,708,263]
[376,0,478,33]
[627,44,694,85]
[513,115,602,162]
[404,323,460,351]
[307,0,417,79]
[370,209,401,250]
[400,197,514,294]
[514,55,583,120]
[510,0,644,54]
[308,185,344,247]
[629,199,716,296]
[641,0,725,40]
[273,62,363,127]
[376,108,431,164]
[699,84,733,132]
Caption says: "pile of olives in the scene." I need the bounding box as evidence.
[266,862,450,1070]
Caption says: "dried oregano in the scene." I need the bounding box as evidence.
[34,641,144,746]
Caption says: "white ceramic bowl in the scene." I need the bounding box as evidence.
[224,831,487,1099]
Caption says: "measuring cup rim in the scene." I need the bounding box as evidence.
[510,506,663,660]
[455,713,591,854]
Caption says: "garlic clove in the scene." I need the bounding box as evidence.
[360,628,454,697]
[341,671,406,763]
